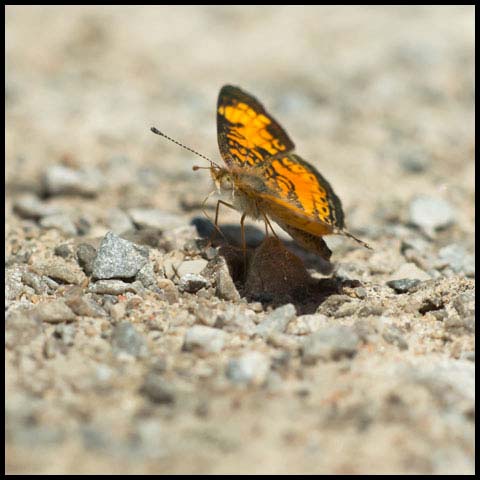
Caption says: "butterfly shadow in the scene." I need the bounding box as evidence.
[191,217,360,314]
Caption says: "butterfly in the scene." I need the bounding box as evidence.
[152,85,369,261]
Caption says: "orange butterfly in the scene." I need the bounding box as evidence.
[152,85,369,261]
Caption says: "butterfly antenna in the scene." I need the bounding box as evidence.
[341,229,372,250]
[150,127,219,170]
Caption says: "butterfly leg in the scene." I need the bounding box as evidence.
[261,212,279,240]
[205,199,236,248]
[240,212,247,275]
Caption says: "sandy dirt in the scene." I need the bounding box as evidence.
[5,6,475,474]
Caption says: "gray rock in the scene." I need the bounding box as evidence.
[33,300,77,324]
[43,164,103,197]
[88,280,139,295]
[33,258,86,285]
[226,351,270,385]
[140,373,176,404]
[92,231,149,280]
[256,304,297,338]
[54,244,73,258]
[76,243,97,276]
[387,278,421,294]
[111,322,148,358]
[127,208,185,231]
[105,208,134,234]
[214,306,257,335]
[13,194,59,219]
[453,292,475,318]
[178,274,208,293]
[39,213,77,235]
[409,195,455,235]
[183,325,226,353]
[302,326,360,364]
[436,244,475,277]
[135,262,159,291]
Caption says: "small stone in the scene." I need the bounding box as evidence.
[43,164,103,197]
[215,261,240,301]
[105,208,134,234]
[302,326,360,364]
[111,322,148,358]
[135,262,159,291]
[183,325,226,353]
[33,258,86,285]
[92,231,149,280]
[13,194,59,219]
[64,290,107,317]
[436,244,475,277]
[127,208,186,231]
[418,296,444,315]
[178,274,208,293]
[21,270,51,295]
[140,373,176,404]
[157,279,179,304]
[357,304,384,317]
[33,300,77,324]
[40,213,77,235]
[453,292,475,318]
[226,351,270,385]
[195,303,217,327]
[286,314,327,335]
[256,304,296,338]
[176,259,208,277]
[409,195,455,235]
[389,262,430,282]
[387,278,421,294]
[88,280,139,295]
[54,244,73,258]
[76,243,97,276]
[214,306,257,335]
[317,295,353,316]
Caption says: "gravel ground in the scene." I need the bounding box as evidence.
[5,5,475,475]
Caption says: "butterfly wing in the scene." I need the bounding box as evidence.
[235,153,345,237]
[217,85,295,169]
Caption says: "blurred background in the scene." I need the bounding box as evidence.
[6,5,474,237]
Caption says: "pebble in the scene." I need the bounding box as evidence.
[389,262,430,282]
[178,274,208,293]
[387,278,421,294]
[286,313,328,335]
[176,259,208,277]
[21,271,52,295]
[64,291,107,317]
[135,262,159,291]
[255,304,296,338]
[127,208,186,231]
[157,279,179,304]
[111,322,148,358]
[453,292,475,319]
[54,244,73,258]
[140,373,176,404]
[88,280,139,295]
[43,164,103,197]
[13,194,59,219]
[302,326,360,364]
[32,258,86,285]
[226,351,270,385]
[39,213,77,236]
[76,243,97,276]
[215,261,240,301]
[435,244,475,277]
[215,306,257,335]
[92,231,149,280]
[32,300,77,324]
[183,325,227,353]
[357,303,384,317]
[105,208,134,234]
[409,195,455,235]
